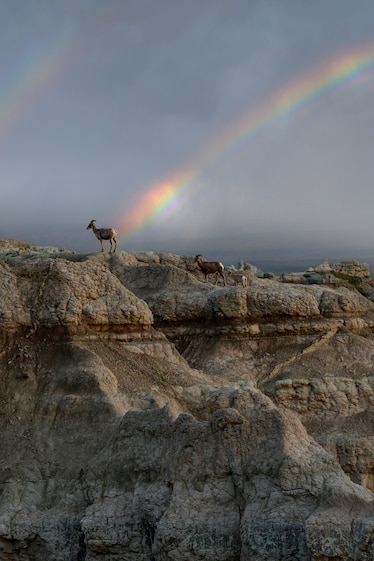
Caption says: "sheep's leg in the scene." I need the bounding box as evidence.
[100,239,104,252]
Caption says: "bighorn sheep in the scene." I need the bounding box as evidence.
[227,271,248,287]
[86,220,118,253]
[194,254,226,286]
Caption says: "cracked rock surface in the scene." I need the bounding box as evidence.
[0,241,374,560]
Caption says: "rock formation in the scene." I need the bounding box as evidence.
[0,240,373,560]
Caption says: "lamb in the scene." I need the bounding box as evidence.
[194,254,226,286]
[86,220,118,253]
[227,271,248,287]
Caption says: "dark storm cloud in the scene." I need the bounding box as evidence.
[1,0,374,267]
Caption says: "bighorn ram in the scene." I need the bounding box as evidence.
[86,220,118,253]
[227,271,248,287]
[194,254,226,286]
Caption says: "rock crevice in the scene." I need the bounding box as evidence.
[0,242,373,560]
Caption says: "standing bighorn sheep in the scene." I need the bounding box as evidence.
[194,254,226,286]
[227,271,248,287]
[86,220,118,253]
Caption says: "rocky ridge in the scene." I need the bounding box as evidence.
[0,240,374,560]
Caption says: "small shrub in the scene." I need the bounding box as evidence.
[330,271,364,293]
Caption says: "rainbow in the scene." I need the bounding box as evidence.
[117,41,374,244]
[0,28,78,144]
[0,47,59,141]
[0,3,110,144]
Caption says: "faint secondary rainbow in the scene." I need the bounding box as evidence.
[0,35,71,143]
[118,40,374,244]
[0,3,115,144]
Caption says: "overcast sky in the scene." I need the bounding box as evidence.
[1,0,374,268]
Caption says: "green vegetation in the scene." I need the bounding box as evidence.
[330,271,364,293]
[310,270,364,293]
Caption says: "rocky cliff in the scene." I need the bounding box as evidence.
[0,240,374,560]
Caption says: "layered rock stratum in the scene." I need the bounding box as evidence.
[0,240,374,560]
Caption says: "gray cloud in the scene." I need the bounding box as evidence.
[1,0,374,269]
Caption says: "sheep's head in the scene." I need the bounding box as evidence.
[194,254,203,263]
[86,220,96,230]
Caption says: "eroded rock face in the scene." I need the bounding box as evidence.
[0,256,153,331]
[0,242,374,560]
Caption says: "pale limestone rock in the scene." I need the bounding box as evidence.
[79,386,374,560]
[0,244,373,559]
[332,259,371,280]
[0,256,153,330]
[315,259,332,272]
